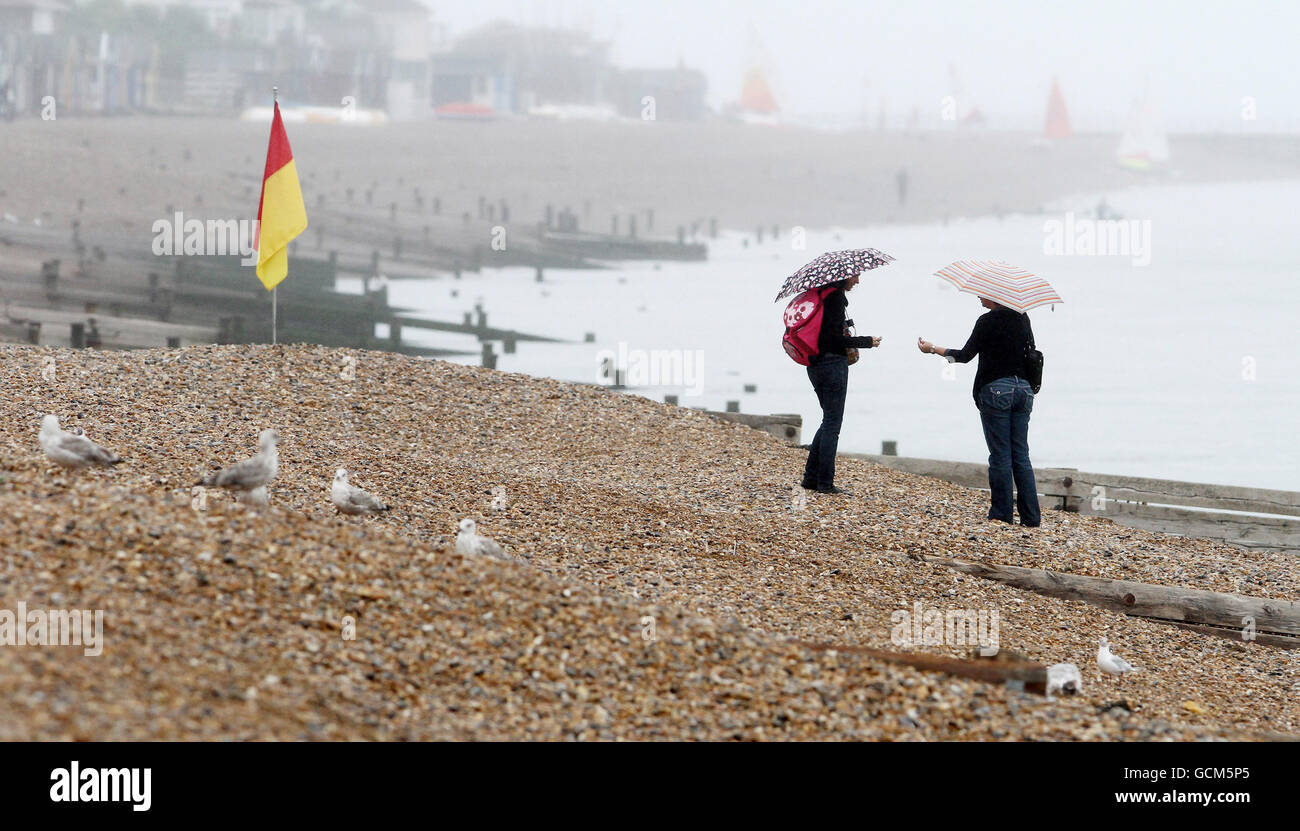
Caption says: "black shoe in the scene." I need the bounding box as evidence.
[800,479,817,490]
[815,484,849,495]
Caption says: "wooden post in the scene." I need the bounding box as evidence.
[70,322,86,348]
[882,440,898,456]
[664,394,678,405]
[503,332,517,354]
[709,217,718,239]
[481,342,497,369]
[726,400,740,413]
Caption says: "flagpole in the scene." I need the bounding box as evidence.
[271,85,278,346]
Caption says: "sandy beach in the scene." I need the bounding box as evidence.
[0,343,1295,740]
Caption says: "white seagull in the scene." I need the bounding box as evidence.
[331,468,390,515]
[1097,637,1140,676]
[198,429,279,494]
[39,414,122,469]
[455,518,523,563]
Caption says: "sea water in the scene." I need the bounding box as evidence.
[363,178,1300,491]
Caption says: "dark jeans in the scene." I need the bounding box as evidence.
[977,376,1041,526]
[803,354,849,488]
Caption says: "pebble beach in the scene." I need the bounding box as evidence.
[0,343,1296,740]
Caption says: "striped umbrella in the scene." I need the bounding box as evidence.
[775,248,895,302]
[933,260,1063,312]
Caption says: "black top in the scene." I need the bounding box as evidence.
[817,288,877,357]
[944,307,1034,403]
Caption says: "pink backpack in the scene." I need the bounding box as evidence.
[781,286,834,365]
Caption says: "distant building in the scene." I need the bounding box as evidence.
[122,0,244,39]
[431,23,706,121]
[241,0,306,47]
[431,23,611,116]
[0,0,69,114]
[354,0,433,120]
[0,0,67,35]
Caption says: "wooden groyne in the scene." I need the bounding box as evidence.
[847,453,1300,553]
[0,197,707,354]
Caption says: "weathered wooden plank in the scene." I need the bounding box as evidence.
[1076,500,1300,549]
[792,640,1047,695]
[708,411,802,444]
[1035,467,1300,519]
[921,555,1300,638]
[844,453,990,490]
[845,454,1300,551]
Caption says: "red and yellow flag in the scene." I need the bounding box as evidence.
[254,101,308,290]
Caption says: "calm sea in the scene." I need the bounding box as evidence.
[355,178,1300,491]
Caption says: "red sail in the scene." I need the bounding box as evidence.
[1043,77,1071,140]
[739,69,778,114]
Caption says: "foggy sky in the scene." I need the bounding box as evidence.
[427,0,1300,131]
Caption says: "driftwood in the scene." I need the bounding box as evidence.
[919,555,1300,649]
[793,640,1048,695]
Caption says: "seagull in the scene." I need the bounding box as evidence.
[198,429,279,494]
[455,518,524,563]
[331,468,390,515]
[39,414,121,469]
[1097,637,1140,676]
[1046,663,1083,698]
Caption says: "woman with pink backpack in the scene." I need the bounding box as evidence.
[778,248,894,495]
[794,275,881,494]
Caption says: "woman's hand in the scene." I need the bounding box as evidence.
[917,337,935,354]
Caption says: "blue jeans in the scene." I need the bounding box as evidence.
[977,376,1041,526]
[803,354,848,488]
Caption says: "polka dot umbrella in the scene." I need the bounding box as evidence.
[774,248,895,303]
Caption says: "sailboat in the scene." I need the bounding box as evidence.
[729,24,780,125]
[1116,89,1169,171]
[736,67,779,124]
[1043,77,1071,139]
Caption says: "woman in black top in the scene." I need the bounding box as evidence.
[917,297,1041,526]
[802,275,881,494]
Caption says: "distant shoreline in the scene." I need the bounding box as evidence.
[2,118,1295,248]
